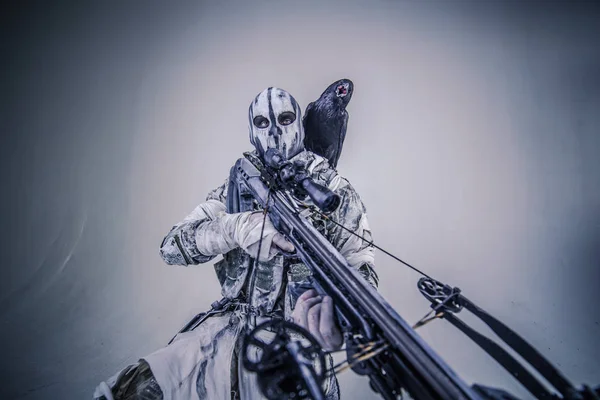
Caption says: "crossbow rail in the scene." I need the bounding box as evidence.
[234,154,480,400]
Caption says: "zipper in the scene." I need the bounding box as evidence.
[174,234,192,265]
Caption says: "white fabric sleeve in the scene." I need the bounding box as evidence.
[159,199,228,266]
[338,212,375,270]
[195,211,282,262]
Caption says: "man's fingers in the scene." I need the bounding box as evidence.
[292,296,322,328]
[319,296,343,351]
[272,233,295,253]
[291,293,343,351]
[307,303,325,345]
[298,289,318,303]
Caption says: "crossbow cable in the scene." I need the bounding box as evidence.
[418,278,597,400]
[308,198,599,400]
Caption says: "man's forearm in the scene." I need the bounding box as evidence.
[159,200,227,266]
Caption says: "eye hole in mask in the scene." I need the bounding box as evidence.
[278,111,296,126]
[253,116,269,129]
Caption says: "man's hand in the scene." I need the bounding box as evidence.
[247,211,294,254]
[243,212,294,261]
[290,289,343,351]
[196,210,295,262]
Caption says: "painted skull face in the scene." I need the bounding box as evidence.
[248,87,305,160]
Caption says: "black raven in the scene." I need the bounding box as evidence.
[303,79,354,168]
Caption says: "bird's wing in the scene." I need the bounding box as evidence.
[302,101,315,128]
[331,111,348,168]
[302,100,317,149]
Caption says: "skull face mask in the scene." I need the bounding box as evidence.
[248,87,305,160]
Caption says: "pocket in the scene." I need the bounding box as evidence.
[286,263,315,310]
[214,249,251,298]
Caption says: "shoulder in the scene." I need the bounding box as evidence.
[204,152,253,203]
[206,177,229,203]
[294,150,340,188]
[298,150,365,211]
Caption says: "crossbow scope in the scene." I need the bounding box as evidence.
[263,148,341,214]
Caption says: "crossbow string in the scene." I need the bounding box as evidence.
[298,204,586,400]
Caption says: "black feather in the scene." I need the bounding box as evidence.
[302,79,354,168]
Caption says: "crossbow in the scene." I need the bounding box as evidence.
[200,149,599,400]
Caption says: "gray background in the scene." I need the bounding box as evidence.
[1,1,599,399]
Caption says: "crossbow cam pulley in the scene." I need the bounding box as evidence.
[241,319,328,400]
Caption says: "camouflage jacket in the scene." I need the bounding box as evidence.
[159,151,378,317]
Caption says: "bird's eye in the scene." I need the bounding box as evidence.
[253,116,269,129]
[278,112,296,126]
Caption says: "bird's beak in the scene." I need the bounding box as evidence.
[336,83,350,97]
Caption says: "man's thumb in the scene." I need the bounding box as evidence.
[272,233,295,253]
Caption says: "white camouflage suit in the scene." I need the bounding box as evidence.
[93,88,378,400]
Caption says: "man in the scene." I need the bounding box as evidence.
[94,87,378,400]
